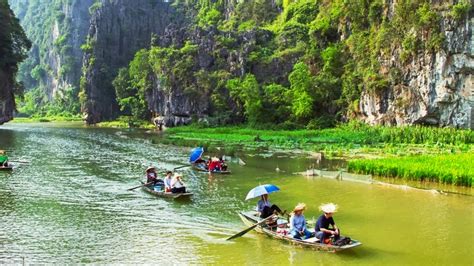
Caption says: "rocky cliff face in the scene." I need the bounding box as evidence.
[9,0,94,100]
[0,70,16,124]
[82,0,289,126]
[359,5,473,129]
[1,1,30,125]
[82,0,183,124]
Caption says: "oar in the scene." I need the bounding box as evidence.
[127,181,153,191]
[173,165,190,171]
[226,215,276,241]
[9,160,30,164]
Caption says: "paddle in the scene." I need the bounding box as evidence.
[9,160,30,164]
[127,181,153,191]
[173,165,190,171]
[226,215,276,241]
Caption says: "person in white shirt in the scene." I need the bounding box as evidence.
[171,173,186,193]
[163,171,173,192]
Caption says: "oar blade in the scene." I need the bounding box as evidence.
[226,224,257,241]
[226,215,275,241]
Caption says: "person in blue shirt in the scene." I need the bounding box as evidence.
[315,203,340,244]
[257,193,282,218]
[290,203,312,240]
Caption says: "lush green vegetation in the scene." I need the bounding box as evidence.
[9,0,88,118]
[348,153,474,186]
[0,1,30,98]
[96,116,154,129]
[161,123,474,157]
[115,0,460,128]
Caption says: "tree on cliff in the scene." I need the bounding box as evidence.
[0,0,31,96]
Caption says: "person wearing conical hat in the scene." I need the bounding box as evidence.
[145,166,164,191]
[290,203,312,240]
[315,203,340,244]
[145,166,158,183]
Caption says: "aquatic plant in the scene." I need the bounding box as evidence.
[348,153,474,186]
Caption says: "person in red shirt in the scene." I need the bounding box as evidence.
[208,157,222,172]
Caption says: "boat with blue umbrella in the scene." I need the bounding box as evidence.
[235,184,362,252]
[189,147,231,174]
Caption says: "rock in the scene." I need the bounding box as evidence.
[359,6,474,129]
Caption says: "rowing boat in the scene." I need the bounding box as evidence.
[140,181,193,199]
[238,210,362,252]
[191,163,231,174]
[0,164,13,171]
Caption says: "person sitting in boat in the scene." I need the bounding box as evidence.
[171,173,187,193]
[146,166,158,183]
[163,171,173,192]
[257,193,283,219]
[146,166,164,191]
[0,150,9,167]
[208,157,222,172]
[219,156,228,171]
[315,203,340,244]
[290,203,312,240]
[194,156,206,164]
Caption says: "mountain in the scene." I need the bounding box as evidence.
[0,0,30,124]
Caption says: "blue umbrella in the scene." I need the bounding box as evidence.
[189,147,204,163]
[245,184,280,200]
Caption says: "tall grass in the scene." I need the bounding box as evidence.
[166,123,474,146]
[348,153,474,186]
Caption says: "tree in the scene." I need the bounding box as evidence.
[288,62,314,121]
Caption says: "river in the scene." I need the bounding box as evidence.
[0,123,473,265]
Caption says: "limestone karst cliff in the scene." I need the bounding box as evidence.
[9,0,94,116]
[0,0,30,124]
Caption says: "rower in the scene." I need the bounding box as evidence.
[145,166,164,191]
[315,203,340,244]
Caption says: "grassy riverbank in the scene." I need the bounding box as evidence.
[160,123,474,186]
[162,123,473,154]
[12,115,82,123]
[96,117,155,129]
[348,153,474,186]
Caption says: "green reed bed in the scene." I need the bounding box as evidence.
[348,153,474,186]
[165,123,474,148]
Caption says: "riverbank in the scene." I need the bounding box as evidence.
[161,123,473,154]
[11,116,82,123]
[159,123,474,186]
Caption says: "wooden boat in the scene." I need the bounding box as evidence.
[191,163,231,174]
[238,210,362,252]
[140,181,193,199]
[0,164,13,171]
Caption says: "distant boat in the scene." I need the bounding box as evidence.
[0,164,13,171]
[238,210,362,252]
[140,181,193,199]
[191,163,231,175]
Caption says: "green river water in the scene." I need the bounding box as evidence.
[0,123,473,265]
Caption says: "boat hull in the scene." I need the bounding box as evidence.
[238,211,362,252]
[191,164,231,174]
[0,165,13,171]
[140,182,193,199]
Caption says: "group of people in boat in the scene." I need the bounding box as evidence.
[0,150,9,167]
[257,194,340,244]
[194,156,228,172]
[145,166,187,193]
